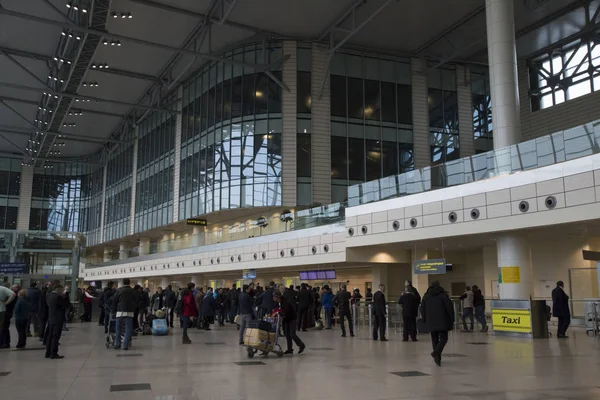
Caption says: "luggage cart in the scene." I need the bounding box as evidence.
[244,313,284,358]
[105,314,126,348]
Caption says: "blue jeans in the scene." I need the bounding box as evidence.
[475,305,487,329]
[114,316,133,349]
[324,308,333,328]
[182,316,190,337]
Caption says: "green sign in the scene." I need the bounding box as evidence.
[413,258,447,275]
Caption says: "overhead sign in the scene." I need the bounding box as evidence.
[243,269,257,279]
[0,263,26,274]
[413,258,446,275]
[186,218,207,226]
[500,266,521,284]
[491,309,532,333]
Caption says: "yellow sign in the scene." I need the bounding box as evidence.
[501,266,521,284]
[492,309,531,333]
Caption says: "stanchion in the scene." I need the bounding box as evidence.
[368,304,372,331]
[385,304,389,333]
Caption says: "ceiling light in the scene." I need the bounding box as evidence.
[73,6,78,11]
[66,2,71,7]
[53,57,58,61]
[68,33,73,38]
[76,35,81,40]
[103,40,108,45]
[61,31,66,36]
[82,8,87,13]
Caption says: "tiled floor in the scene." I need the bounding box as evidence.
[1,322,600,400]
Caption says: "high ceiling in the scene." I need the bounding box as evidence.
[0,0,587,163]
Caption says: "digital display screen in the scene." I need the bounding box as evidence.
[308,271,318,280]
[299,271,309,280]
[317,271,327,279]
[325,270,336,279]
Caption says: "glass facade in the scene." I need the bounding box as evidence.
[330,50,414,202]
[297,44,312,205]
[0,158,21,230]
[81,167,103,245]
[428,67,460,165]
[105,141,134,240]
[179,42,283,219]
[472,69,493,153]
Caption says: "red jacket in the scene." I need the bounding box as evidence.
[182,293,197,317]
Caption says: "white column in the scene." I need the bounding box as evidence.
[372,265,389,291]
[103,247,112,262]
[130,127,138,235]
[486,0,521,149]
[99,165,107,243]
[136,278,145,288]
[456,65,474,157]
[119,242,129,260]
[311,44,332,205]
[410,248,430,296]
[173,86,183,222]
[191,226,205,247]
[16,164,33,230]
[496,234,532,299]
[139,237,150,256]
[411,57,430,169]
[160,232,172,253]
[282,40,298,206]
[160,277,168,289]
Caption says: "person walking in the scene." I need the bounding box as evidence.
[180,283,197,344]
[372,284,387,341]
[472,285,488,332]
[80,286,95,322]
[45,284,68,359]
[163,285,177,328]
[111,278,138,350]
[552,281,570,338]
[399,286,420,341]
[230,284,239,323]
[26,282,41,337]
[459,286,474,332]
[14,289,31,349]
[100,281,116,334]
[202,288,217,330]
[39,282,52,344]
[151,287,164,312]
[297,284,312,332]
[0,283,16,347]
[321,286,334,329]
[259,284,275,319]
[335,284,354,337]
[138,286,150,328]
[238,285,256,345]
[0,284,19,348]
[421,281,454,366]
[274,290,305,355]
[195,287,204,329]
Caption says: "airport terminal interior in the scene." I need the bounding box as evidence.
[3,0,600,399]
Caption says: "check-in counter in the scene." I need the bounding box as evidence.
[491,299,549,338]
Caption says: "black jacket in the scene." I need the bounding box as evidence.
[260,288,275,313]
[372,290,387,316]
[46,291,68,325]
[399,292,420,318]
[335,290,352,313]
[39,287,49,319]
[297,288,313,310]
[421,285,454,332]
[238,292,255,317]
[283,288,297,305]
[230,288,239,305]
[27,287,41,313]
[473,289,485,308]
[407,285,421,304]
[163,289,177,308]
[202,294,217,317]
[552,287,570,317]
[111,286,138,314]
[279,296,297,323]
[139,290,150,308]
[101,287,116,308]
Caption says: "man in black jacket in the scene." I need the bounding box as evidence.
[101,281,115,334]
[297,284,312,332]
[372,284,387,341]
[163,285,177,328]
[421,281,454,366]
[472,285,487,332]
[335,284,354,337]
[39,282,52,344]
[26,282,41,337]
[274,290,305,355]
[552,281,570,338]
[111,278,138,350]
[238,285,255,345]
[45,284,68,359]
[229,284,239,322]
[399,287,420,341]
[260,284,275,318]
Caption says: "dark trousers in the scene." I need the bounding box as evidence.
[104,311,111,334]
[16,319,27,348]
[28,312,40,335]
[557,316,571,336]
[81,302,92,322]
[403,317,417,341]
[430,330,449,357]
[0,313,12,347]
[39,315,48,340]
[462,307,474,331]
[45,323,63,357]
[373,314,386,339]
[339,312,354,336]
[283,320,304,351]
[298,308,309,330]
[99,306,105,325]
[133,309,140,330]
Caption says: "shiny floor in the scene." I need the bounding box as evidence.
[1,320,600,400]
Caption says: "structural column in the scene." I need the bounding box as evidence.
[16,164,33,230]
[119,242,129,260]
[486,0,521,149]
[410,58,430,169]
[371,265,389,291]
[410,248,430,296]
[103,247,112,263]
[160,277,168,289]
[191,226,205,247]
[160,232,172,253]
[139,237,151,256]
[173,86,183,223]
[282,40,298,206]
[130,126,139,235]
[99,165,108,243]
[496,234,532,299]
[456,65,475,157]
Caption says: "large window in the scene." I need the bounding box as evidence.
[472,69,493,153]
[297,44,312,205]
[105,140,134,242]
[179,42,283,220]
[0,159,21,230]
[329,51,413,201]
[428,68,459,164]
[529,34,600,111]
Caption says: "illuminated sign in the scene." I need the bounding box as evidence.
[0,263,26,274]
[500,266,520,283]
[413,258,446,275]
[243,269,257,279]
[491,309,532,333]
[186,218,207,226]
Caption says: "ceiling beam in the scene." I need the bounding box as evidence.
[0,81,179,113]
[0,125,127,144]
[0,8,277,71]
[127,0,275,36]
[0,95,125,118]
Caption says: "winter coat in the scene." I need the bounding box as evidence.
[238,292,255,317]
[399,292,420,319]
[334,290,352,314]
[202,293,217,317]
[372,290,387,316]
[27,287,41,313]
[473,289,485,308]
[321,291,334,310]
[297,288,313,310]
[111,286,138,314]
[552,287,570,317]
[14,297,31,320]
[259,288,275,313]
[421,285,455,332]
[182,291,197,317]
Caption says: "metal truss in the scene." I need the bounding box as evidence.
[316,0,395,100]
[0,95,125,118]
[0,125,127,144]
